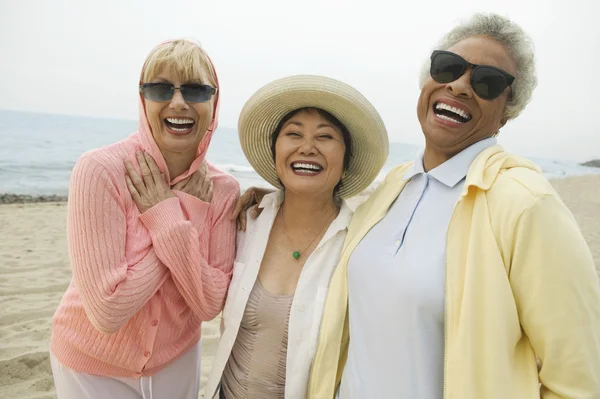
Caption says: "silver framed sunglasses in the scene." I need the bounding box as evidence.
[139,83,217,103]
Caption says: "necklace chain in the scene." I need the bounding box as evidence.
[280,204,337,260]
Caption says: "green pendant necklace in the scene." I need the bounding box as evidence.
[280,205,336,260]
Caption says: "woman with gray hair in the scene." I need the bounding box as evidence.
[303,12,600,398]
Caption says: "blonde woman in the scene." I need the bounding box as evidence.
[50,39,240,398]
[204,75,388,399]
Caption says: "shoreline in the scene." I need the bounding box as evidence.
[0,194,68,205]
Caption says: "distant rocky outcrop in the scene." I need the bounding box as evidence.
[581,160,600,168]
[0,194,68,204]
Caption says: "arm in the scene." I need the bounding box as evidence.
[68,155,170,335]
[231,186,274,231]
[510,194,600,398]
[139,181,239,321]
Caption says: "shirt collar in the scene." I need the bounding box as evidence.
[403,150,426,181]
[403,137,497,188]
[258,190,284,209]
[329,198,354,232]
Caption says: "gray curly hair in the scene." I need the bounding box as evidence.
[419,13,537,120]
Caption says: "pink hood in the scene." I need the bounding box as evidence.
[134,40,220,186]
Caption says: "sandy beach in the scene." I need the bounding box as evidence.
[1,174,598,399]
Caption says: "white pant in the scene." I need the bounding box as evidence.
[50,342,202,399]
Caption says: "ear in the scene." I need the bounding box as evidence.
[499,116,508,129]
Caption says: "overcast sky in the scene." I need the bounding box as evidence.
[1,0,598,162]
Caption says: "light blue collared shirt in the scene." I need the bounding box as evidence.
[338,138,497,399]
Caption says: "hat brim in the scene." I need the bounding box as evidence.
[238,75,389,198]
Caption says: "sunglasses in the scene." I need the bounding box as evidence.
[139,83,217,103]
[430,50,515,100]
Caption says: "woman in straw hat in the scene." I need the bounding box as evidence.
[50,39,240,398]
[203,75,388,399]
[238,13,600,399]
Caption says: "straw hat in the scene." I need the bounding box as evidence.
[238,75,389,198]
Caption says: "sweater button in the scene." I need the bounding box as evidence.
[151,320,158,326]
[144,351,151,357]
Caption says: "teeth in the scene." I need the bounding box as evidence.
[435,103,471,120]
[292,162,322,171]
[437,114,464,124]
[166,117,194,125]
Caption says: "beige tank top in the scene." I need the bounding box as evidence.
[221,279,294,399]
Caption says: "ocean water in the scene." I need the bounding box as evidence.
[0,110,597,196]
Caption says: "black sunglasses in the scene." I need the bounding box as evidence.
[139,83,217,103]
[430,50,515,100]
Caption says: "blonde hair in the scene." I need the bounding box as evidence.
[142,39,217,87]
[419,13,537,120]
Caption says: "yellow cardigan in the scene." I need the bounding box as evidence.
[308,145,600,399]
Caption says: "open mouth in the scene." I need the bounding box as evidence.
[433,102,472,124]
[290,161,323,176]
[164,117,195,134]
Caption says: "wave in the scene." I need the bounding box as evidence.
[216,164,257,174]
[0,162,74,172]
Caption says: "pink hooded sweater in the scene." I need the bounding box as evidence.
[50,44,240,378]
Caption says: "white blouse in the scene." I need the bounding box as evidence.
[204,191,353,399]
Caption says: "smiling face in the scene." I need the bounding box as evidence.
[273,109,347,198]
[143,68,214,158]
[417,36,517,159]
